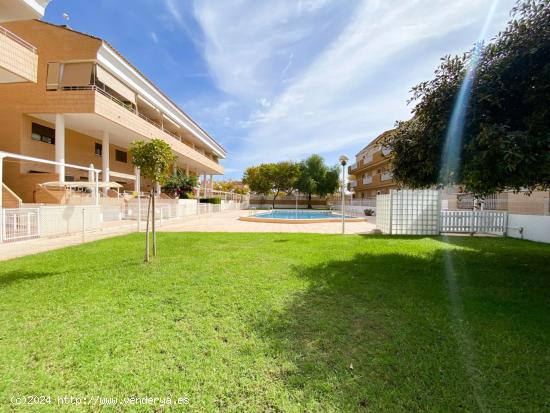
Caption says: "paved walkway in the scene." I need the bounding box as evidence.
[160,210,377,234]
[0,210,376,261]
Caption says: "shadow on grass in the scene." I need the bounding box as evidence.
[254,242,549,411]
[0,270,60,288]
[254,251,454,410]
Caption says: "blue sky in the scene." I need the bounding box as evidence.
[44,0,516,179]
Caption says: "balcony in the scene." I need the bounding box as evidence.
[92,88,223,174]
[36,86,223,174]
[350,180,357,188]
[381,171,393,181]
[363,154,373,164]
[0,25,37,83]
[363,176,373,185]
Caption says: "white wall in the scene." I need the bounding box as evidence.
[507,214,550,244]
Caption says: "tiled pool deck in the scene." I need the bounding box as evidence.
[161,210,376,234]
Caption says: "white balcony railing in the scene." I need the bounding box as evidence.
[55,85,195,147]
[350,180,358,188]
[381,171,393,181]
[363,154,373,164]
[363,176,373,185]
[0,25,37,53]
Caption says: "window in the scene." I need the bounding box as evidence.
[95,143,102,156]
[115,149,127,163]
[31,123,55,144]
[65,176,75,182]
[46,62,60,90]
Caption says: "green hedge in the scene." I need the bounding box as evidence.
[199,197,222,204]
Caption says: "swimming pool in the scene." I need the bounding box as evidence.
[239,209,365,224]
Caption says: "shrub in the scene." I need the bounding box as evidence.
[199,197,222,204]
[364,208,375,216]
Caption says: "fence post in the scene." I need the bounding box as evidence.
[389,190,394,235]
[437,189,442,234]
[0,155,3,243]
[136,167,141,232]
[81,207,86,243]
[36,208,41,239]
[503,211,509,236]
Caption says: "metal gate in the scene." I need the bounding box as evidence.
[1,208,40,242]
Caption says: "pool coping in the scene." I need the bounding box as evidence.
[239,216,367,224]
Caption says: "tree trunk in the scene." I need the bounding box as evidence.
[144,193,151,262]
[272,190,280,209]
[308,193,312,209]
[152,185,157,256]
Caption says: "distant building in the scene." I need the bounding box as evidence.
[348,130,399,198]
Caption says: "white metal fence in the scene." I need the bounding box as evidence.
[348,198,376,207]
[1,208,40,243]
[1,199,248,244]
[440,210,507,234]
[38,205,102,236]
[457,193,508,210]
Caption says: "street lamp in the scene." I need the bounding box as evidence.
[339,155,349,234]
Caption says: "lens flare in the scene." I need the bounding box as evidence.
[440,1,500,410]
[439,0,500,184]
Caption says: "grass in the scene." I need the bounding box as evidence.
[0,233,548,412]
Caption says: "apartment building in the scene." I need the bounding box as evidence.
[0,0,48,84]
[0,16,225,205]
[348,130,398,198]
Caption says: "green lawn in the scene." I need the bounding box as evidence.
[0,234,548,412]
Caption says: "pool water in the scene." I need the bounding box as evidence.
[254,210,354,220]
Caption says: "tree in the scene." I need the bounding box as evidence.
[386,0,550,196]
[214,180,250,195]
[163,169,198,199]
[243,162,299,208]
[130,139,176,262]
[269,161,299,208]
[242,165,272,197]
[296,155,340,208]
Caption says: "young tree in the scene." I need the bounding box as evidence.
[387,0,550,196]
[296,155,340,208]
[130,139,176,262]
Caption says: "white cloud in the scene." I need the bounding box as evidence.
[150,31,159,44]
[187,0,516,176]
[164,0,184,25]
